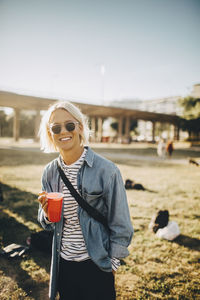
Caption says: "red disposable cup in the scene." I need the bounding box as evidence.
[47,192,64,222]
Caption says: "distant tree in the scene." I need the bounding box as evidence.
[0,111,7,136]
[20,113,35,138]
[178,96,200,140]
[0,111,36,138]
[0,110,13,137]
[110,119,138,134]
[179,96,200,119]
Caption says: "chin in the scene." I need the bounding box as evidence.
[56,141,72,151]
[61,144,74,151]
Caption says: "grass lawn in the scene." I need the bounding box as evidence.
[0,143,200,299]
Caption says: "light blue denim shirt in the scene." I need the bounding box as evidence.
[38,147,134,300]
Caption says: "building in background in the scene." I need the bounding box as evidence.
[190,83,200,99]
[109,84,200,141]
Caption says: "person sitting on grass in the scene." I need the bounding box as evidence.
[149,210,180,241]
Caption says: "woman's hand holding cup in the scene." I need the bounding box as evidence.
[38,191,48,217]
[38,192,64,222]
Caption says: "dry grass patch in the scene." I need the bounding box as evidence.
[0,145,199,299]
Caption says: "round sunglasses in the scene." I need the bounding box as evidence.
[49,121,79,134]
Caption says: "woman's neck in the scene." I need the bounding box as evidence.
[60,146,84,165]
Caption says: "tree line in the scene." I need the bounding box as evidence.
[0,111,35,138]
[178,96,200,140]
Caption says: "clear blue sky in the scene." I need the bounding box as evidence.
[0,0,199,104]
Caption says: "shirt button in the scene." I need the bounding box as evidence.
[57,233,60,236]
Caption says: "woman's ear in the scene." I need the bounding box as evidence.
[48,129,54,145]
[48,129,58,151]
[78,123,83,134]
[78,122,83,129]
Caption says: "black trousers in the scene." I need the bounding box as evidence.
[58,257,116,300]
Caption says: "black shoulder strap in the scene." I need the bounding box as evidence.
[57,161,109,230]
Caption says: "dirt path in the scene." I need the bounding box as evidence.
[0,138,199,165]
[96,150,188,165]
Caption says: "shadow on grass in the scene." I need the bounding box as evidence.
[0,254,50,300]
[172,234,200,252]
[0,148,57,166]
[0,209,51,299]
[1,182,39,225]
[0,183,52,299]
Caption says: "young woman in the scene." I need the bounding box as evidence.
[37,101,133,300]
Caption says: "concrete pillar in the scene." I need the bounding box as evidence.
[177,126,180,141]
[118,116,123,143]
[13,108,20,141]
[173,125,177,140]
[97,117,103,142]
[169,124,174,140]
[34,110,41,141]
[152,121,156,142]
[90,117,96,142]
[173,125,180,141]
[124,116,131,143]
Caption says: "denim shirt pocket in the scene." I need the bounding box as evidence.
[83,191,107,216]
[83,190,103,199]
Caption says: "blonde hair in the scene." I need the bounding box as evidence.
[39,101,90,153]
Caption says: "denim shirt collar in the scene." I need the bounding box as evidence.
[57,146,94,168]
[84,146,94,168]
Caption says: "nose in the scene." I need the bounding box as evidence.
[60,124,68,133]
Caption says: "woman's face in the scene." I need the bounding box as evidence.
[49,108,83,153]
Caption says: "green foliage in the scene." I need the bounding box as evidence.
[20,113,35,138]
[178,96,200,119]
[110,121,118,131]
[0,110,36,138]
[0,111,13,137]
[110,119,138,134]
[151,280,170,295]
[180,117,200,134]
[178,97,200,137]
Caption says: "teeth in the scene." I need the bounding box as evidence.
[60,137,71,141]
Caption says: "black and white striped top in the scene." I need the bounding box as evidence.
[59,149,120,271]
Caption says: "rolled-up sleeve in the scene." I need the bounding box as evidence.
[106,167,134,258]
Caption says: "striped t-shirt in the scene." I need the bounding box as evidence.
[59,149,120,271]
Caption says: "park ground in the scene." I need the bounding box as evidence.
[0,138,200,299]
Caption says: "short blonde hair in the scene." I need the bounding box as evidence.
[39,101,90,153]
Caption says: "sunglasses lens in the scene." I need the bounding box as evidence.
[50,122,77,134]
[51,125,61,134]
[65,122,76,132]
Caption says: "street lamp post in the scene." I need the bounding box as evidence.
[100,65,105,105]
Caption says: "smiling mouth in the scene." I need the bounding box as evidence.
[59,137,72,141]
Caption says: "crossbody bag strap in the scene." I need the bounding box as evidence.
[57,160,109,230]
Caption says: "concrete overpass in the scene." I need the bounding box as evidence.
[0,90,181,142]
